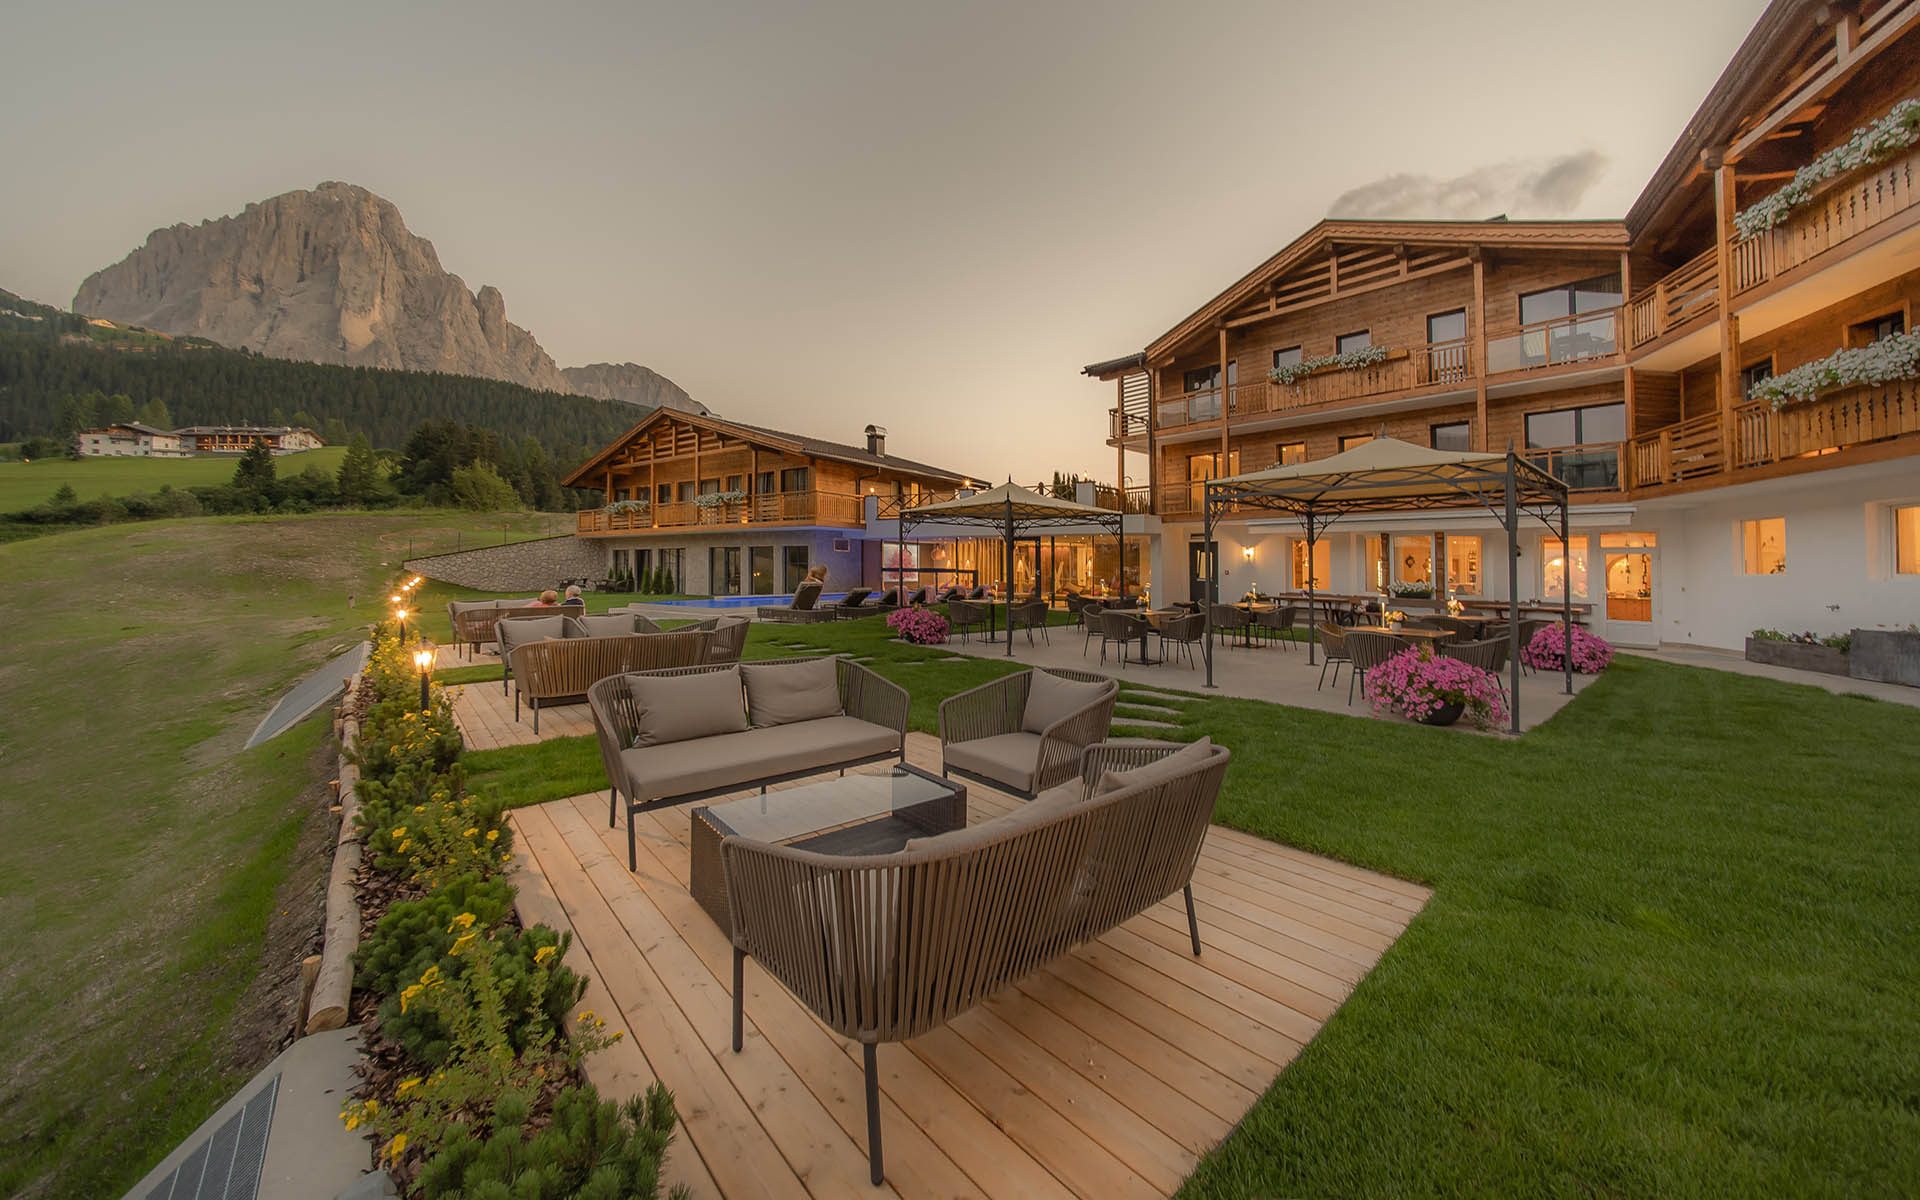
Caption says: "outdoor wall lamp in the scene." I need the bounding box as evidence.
[1242,546,1255,560]
[412,644,435,712]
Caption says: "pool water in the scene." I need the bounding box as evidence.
[650,592,848,609]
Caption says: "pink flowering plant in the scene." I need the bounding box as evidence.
[886,607,950,645]
[1523,622,1614,673]
[1364,646,1507,730]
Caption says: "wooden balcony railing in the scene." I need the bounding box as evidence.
[1625,248,1718,348]
[577,490,866,533]
[1486,309,1621,374]
[1523,443,1624,492]
[1109,407,1149,441]
[1626,142,1920,350]
[1628,376,1920,489]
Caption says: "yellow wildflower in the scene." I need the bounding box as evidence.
[533,944,557,966]
[382,1133,408,1162]
[413,804,426,814]
[610,1030,625,1042]
[463,827,478,838]
[578,1009,596,1023]
[341,1108,360,1131]
[485,829,499,842]
[390,826,407,839]
[420,965,442,988]
[449,931,478,956]
[396,1076,422,1098]
[399,983,423,1013]
[448,912,476,932]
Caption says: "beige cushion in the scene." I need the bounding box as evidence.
[571,613,641,638]
[942,731,1043,793]
[741,658,843,728]
[501,615,568,649]
[1096,737,1214,796]
[1021,671,1109,735]
[449,599,498,615]
[627,666,748,747]
[620,716,898,798]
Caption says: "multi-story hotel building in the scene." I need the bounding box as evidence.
[1088,0,1920,649]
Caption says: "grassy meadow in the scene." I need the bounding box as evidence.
[0,446,349,510]
[0,510,566,1200]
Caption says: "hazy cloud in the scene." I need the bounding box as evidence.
[1329,150,1609,220]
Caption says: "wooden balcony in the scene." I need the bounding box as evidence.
[1626,143,1920,350]
[1628,377,1920,490]
[1485,310,1621,375]
[577,490,866,534]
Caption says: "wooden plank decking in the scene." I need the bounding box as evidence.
[504,733,1429,1199]
[448,681,595,748]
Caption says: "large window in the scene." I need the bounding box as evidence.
[1393,535,1433,587]
[1430,421,1472,452]
[1525,402,1625,490]
[1739,358,1774,399]
[656,483,672,504]
[1272,346,1302,371]
[1446,535,1483,596]
[1185,449,1239,510]
[1543,536,1590,599]
[676,481,695,503]
[1183,362,1234,419]
[1507,274,1622,370]
[1520,274,1622,325]
[1425,309,1469,382]
[1339,433,1375,452]
[1336,330,1372,355]
[1289,538,1330,590]
[756,470,776,496]
[1897,507,1920,575]
[709,546,743,595]
[779,467,811,492]
[1276,441,1307,466]
[1601,532,1657,623]
[1741,518,1786,575]
[782,545,811,591]
[748,546,776,595]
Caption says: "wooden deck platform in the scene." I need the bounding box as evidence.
[505,733,1429,1199]
[448,681,594,749]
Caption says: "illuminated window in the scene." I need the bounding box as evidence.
[1543,536,1590,599]
[1895,507,1920,575]
[1340,433,1375,452]
[1392,535,1433,586]
[1600,531,1658,548]
[1740,518,1786,575]
[1447,535,1483,596]
[1289,539,1330,590]
[1276,441,1307,466]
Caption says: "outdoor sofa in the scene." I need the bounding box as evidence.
[937,667,1118,798]
[447,598,583,658]
[721,736,1232,1184]
[498,611,659,701]
[589,656,910,870]
[507,626,711,732]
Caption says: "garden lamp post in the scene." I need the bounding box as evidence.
[413,644,435,712]
[392,594,408,641]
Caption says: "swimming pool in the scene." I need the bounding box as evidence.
[650,592,847,609]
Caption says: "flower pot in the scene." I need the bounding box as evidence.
[1420,701,1465,726]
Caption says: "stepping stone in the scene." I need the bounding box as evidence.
[1118,684,1191,701]
[1115,701,1184,717]
[1110,717,1181,729]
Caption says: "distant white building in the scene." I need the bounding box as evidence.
[74,422,189,458]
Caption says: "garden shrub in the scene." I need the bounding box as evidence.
[413,1083,685,1200]
[1522,622,1614,673]
[377,920,585,1067]
[356,873,515,995]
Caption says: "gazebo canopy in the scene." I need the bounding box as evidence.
[1210,437,1566,515]
[902,481,1124,529]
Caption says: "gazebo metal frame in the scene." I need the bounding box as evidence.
[900,483,1128,656]
[1201,440,1573,732]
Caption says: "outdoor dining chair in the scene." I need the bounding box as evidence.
[1441,637,1512,701]
[948,598,992,642]
[1098,608,1148,668]
[1010,599,1050,645]
[1315,622,1351,691]
[1210,603,1253,648]
[1344,630,1411,706]
[1254,605,1297,650]
[1158,610,1206,669]
[1080,603,1106,656]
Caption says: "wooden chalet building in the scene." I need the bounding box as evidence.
[563,411,992,596]
[1089,0,1920,650]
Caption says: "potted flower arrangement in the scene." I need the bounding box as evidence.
[887,607,949,645]
[692,489,746,523]
[1382,608,1408,630]
[1522,622,1614,673]
[1364,646,1507,729]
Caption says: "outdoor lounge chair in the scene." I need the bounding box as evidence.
[721,737,1231,1185]
[1344,630,1411,706]
[756,579,833,623]
[822,586,873,617]
[1316,622,1351,691]
[938,667,1117,797]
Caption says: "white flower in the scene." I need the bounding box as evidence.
[1270,344,1390,385]
[1750,329,1920,408]
[1735,98,1920,241]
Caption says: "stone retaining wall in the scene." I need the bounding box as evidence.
[405,535,606,592]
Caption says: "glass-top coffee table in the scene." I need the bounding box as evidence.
[689,763,967,934]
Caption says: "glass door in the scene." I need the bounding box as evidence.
[1601,532,1657,644]
[1188,539,1216,606]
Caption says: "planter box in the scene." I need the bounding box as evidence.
[1744,637,1850,676]
[1848,629,1920,687]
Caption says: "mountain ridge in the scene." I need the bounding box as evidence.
[72,182,707,416]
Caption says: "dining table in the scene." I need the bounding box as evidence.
[1347,624,1454,643]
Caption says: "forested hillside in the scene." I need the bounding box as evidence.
[0,288,642,463]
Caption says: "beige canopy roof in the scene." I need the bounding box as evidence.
[1211,436,1564,512]
[901,481,1124,527]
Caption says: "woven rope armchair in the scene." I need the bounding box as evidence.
[947,598,993,642]
[720,738,1231,1185]
[1009,599,1050,645]
[1343,630,1410,706]
[687,616,750,663]
[448,602,559,658]
[1316,622,1351,691]
[589,657,910,869]
[937,667,1116,798]
[509,628,713,732]
[1440,636,1512,699]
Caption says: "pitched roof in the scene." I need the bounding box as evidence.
[560,409,975,489]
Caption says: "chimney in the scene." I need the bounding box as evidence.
[864,424,887,456]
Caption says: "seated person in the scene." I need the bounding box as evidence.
[528,589,560,607]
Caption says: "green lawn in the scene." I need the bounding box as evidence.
[0,446,348,510]
[0,510,570,1200]
[465,617,1920,1194]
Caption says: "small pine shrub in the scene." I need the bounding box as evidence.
[355,874,514,995]
[378,921,584,1066]
[414,1083,686,1200]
